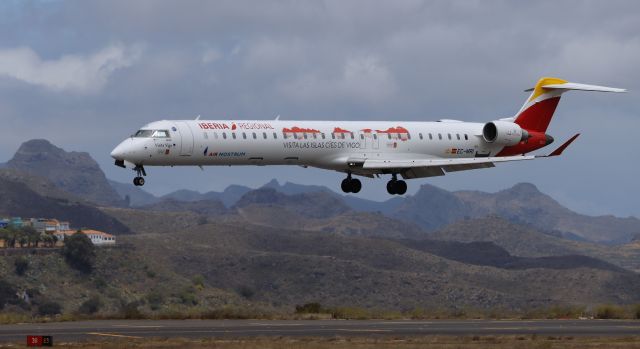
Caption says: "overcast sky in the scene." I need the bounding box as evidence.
[0,0,638,217]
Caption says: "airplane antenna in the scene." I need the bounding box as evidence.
[274,114,281,121]
[195,115,201,120]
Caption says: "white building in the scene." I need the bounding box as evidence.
[55,230,116,246]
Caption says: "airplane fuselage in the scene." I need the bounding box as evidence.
[112,119,510,172]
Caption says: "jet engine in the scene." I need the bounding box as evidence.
[482,121,529,146]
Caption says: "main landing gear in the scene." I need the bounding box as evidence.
[386,174,407,195]
[341,173,362,193]
[133,165,146,187]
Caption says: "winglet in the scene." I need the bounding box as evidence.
[546,133,580,157]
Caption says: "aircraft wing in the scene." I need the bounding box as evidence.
[361,155,534,179]
[358,134,580,179]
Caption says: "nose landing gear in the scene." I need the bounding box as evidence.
[386,174,407,195]
[341,173,362,193]
[133,165,147,187]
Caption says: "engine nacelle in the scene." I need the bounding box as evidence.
[482,121,529,146]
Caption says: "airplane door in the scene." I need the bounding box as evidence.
[175,122,194,156]
[359,131,367,149]
[360,131,379,150]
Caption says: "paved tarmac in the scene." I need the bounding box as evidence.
[0,319,639,342]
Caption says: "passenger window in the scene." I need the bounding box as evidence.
[332,133,335,139]
[419,133,423,140]
[321,133,325,139]
[283,133,287,139]
[407,133,411,140]
[388,133,391,140]
[304,133,308,139]
[464,134,468,140]
[252,132,257,139]
[232,132,236,139]
[438,133,442,140]
[273,132,278,139]
[456,134,460,140]
[263,132,267,139]
[373,134,377,140]
[313,133,317,139]
[429,133,433,140]
[448,133,452,140]
[242,132,247,139]
[360,134,364,140]
[350,133,354,139]
[222,132,227,139]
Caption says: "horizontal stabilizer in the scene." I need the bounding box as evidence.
[539,133,580,157]
[541,82,626,93]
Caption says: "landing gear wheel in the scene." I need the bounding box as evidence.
[133,165,147,187]
[386,180,397,195]
[387,176,407,195]
[350,178,362,193]
[395,180,407,195]
[133,177,145,186]
[341,174,362,194]
[341,178,352,193]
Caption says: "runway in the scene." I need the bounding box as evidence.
[0,319,639,342]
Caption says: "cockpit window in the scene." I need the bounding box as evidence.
[134,129,170,138]
[134,130,154,137]
[152,130,170,138]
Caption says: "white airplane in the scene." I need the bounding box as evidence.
[111,77,625,195]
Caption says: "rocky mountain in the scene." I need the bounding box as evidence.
[0,169,130,234]
[123,221,640,310]
[109,180,159,207]
[386,182,640,244]
[6,139,124,207]
[429,216,640,273]
[234,187,351,219]
[140,198,228,216]
[454,183,640,243]
[395,239,625,273]
[161,185,251,207]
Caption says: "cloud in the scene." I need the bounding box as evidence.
[0,43,142,93]
[202,48,222,64]
[279,55,396,104]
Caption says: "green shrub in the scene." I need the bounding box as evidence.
[78,296,102,315]
[0,280,19,310]
[595,304,625,319]
[14,256,29,276]
[147,291,164,311]
[192,275,205,288]
[179,289,198,306]
[330,307,369,319]
[633,304,640,319]
[120,301,143,319]
[38,301,62,316]
[62,232,96,273]
[237,285,255,299]
[295,302,323,314]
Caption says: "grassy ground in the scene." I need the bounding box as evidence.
[3,336,640,349]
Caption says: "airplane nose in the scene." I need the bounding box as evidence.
[110,142,128,160]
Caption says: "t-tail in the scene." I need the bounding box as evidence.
[514,77,626,132]
[496,77,625,156]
